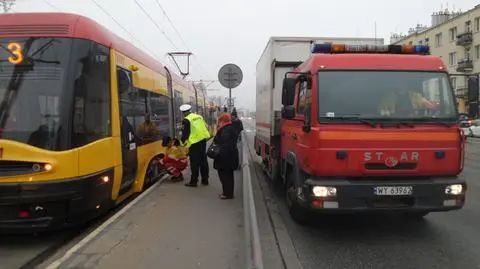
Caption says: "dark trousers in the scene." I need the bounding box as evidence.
[218,169,234,197]
[188,139,209,184]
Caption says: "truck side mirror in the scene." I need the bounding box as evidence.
[302,106,312,133]
[282,106,295,119]
[299,75,312,89]
[282,78,296,106]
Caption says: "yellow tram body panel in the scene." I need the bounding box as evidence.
[0,12,209,232]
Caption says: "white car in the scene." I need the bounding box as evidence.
[468,120,480,137]
[460,121,471,137]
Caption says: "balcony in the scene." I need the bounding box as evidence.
[456,87,468,99]
[456,59,474,72]
[456,32,473,46]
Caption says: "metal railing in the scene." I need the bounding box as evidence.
[241,131,264,269]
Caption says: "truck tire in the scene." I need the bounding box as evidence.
[285,171,309,225]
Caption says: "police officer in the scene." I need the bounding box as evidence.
[180,104,211,187]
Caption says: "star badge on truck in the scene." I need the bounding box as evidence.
[384,156,399,168]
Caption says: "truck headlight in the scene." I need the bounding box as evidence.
[312,186,337,197]
[445,184,463,195]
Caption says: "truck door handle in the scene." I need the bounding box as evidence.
[292,133,298,140]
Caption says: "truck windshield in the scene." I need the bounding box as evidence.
[0,37,71,150]
[317,71,457,123]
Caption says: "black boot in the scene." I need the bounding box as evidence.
[185,182,197,187]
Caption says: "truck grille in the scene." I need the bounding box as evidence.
[368,197,415,208]
[365,163,417,170]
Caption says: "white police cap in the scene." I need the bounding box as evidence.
[179,104,192,112]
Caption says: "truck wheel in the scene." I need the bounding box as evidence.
[285,171,309,225]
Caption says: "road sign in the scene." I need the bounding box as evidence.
[218,63,243,89]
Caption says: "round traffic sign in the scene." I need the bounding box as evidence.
[218,63,243,89]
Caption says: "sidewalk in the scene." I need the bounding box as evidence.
[51,160,245,269]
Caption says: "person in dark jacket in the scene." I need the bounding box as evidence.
[213,113,239,199]
[230,108,243,141]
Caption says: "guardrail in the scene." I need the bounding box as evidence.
[241,131,264,269]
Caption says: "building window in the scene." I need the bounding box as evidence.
[449,52,457,66]
[475,17,480,32]
[448,27,457,41]
[435,33,442,47]
[475,45,480,60]
[466,20,472,32]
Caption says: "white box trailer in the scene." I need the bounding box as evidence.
[255,36,384,146]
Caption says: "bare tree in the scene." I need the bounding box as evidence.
[0,0,15,13]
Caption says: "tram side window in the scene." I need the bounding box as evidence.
[189,96,195,112]
[72,40,111,147]
[173,90,183,136]
[132,88,152,145]
[150,92,171,139]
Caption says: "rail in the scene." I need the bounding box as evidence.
[241,131,264,269]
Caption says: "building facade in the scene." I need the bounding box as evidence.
[391,5,480,113]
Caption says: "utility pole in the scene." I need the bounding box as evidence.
[0,0,15,13]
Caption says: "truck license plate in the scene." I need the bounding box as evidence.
[374,186,413,196]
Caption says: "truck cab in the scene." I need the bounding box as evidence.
[278,43,466,223]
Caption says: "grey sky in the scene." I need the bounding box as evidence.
[11,0,479,110]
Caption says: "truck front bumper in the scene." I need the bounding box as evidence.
[299,176,466,213]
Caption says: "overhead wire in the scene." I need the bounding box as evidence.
[43,0,61,11]
[152,0,211,81]
[132,0,177,50]
[45,0,197,78]
[90,0,176,71]
[153,0,188,50]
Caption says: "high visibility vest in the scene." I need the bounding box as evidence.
[185,113,211,147]
[379,91,426,113]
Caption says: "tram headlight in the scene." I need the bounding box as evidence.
[101,175,110,183]
[32,163,53,172]
[44,163,53,171]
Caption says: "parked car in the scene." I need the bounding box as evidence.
[467,120,480,137]
[460,120,472,137]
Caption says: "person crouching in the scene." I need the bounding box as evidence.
[159,136,188,182]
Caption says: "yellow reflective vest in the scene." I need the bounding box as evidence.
[378,91,426,113]
[184,113,211,147]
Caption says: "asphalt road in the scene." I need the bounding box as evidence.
[242,119,480,269]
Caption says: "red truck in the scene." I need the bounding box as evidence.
[255,39,466,224]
